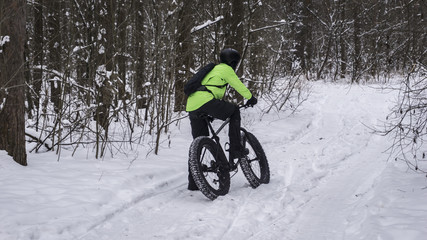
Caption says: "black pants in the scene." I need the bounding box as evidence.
[189,99,242,151]
[187,99,242,188]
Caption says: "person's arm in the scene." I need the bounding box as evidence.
[223,66,252,100]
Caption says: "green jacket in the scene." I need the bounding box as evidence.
[186,63,252,112]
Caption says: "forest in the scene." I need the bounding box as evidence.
[0,0,425,167]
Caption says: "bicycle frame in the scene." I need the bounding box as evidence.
[207,118,230,140]
[202,116,242,172]
[199,104,251,170]
[204,104,249,141]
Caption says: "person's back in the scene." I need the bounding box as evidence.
[186,63,252,111]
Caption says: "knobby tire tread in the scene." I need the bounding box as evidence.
[189,136,230,200]
[240,131,270,188]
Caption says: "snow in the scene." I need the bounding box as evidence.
[191,16,224,33]
[1,82,427,240]
[0,35,10,46]
[0,35,10,53]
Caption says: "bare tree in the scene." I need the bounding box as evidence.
[0,0,27,165]
[19,0,425,160]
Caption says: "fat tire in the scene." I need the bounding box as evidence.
[189,136,230,200]
[240,130,270,188]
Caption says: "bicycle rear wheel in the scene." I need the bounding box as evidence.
[189,136,230,200]
[239,130,270,188]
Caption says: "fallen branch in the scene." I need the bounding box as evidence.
[25,131,53,152]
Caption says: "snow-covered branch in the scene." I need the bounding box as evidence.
[191,16,224,33]
[249,21,287,33]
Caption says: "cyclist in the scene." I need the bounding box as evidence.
[186,48,257,190]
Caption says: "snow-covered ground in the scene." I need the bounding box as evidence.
[1,82,427,240]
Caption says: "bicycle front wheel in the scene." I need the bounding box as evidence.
[239,130,270,188]
[189,136,230,200]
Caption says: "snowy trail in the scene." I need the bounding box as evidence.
[2,82,427,240]
[77,83,396,240]
[245,84,393,239]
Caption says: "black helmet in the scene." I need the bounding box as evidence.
[220,48,241,70]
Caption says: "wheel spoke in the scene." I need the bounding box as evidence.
[248,157,260,163]
[201,148,207,159]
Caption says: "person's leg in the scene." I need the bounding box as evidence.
[197,99,236,120]
[228,107,243,158]
[189,112,209,139]
[197,99,243,159]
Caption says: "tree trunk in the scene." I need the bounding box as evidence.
[352,1,361,83]
[0,0,28,166]
[117,1,127,98]
[339,0,347,78]
[174,0,193,112]
[295,0,312,73]
[224,0,245,103]
[134,0,147,111]
[225,0,244,75]
[33,0,43,130]
[47,1,62,113]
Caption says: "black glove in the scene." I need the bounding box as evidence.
[246,96,257,107]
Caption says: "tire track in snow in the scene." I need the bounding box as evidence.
[76,173,186,239]
[247,135,383,240]
[246,83,392,240]
[69,83,394,240]
[219,87,335,239]
[207,88,339,240]
[220,185,254,239]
